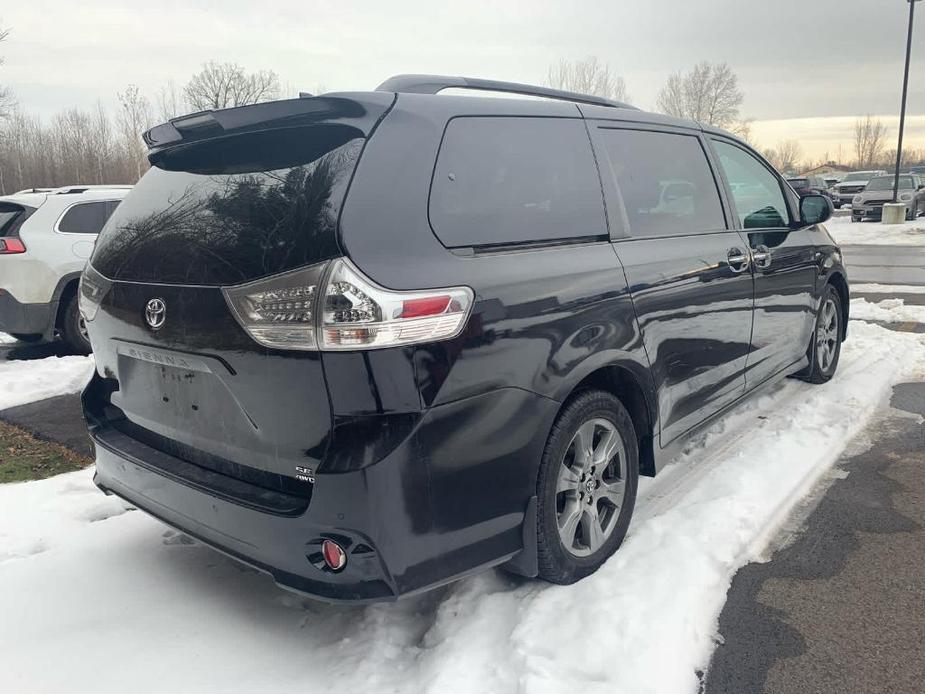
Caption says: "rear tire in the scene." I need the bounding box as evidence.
[797,284,843,384]
[60,293,92,355]
[535,390,639,585]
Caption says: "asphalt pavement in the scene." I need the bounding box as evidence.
[841,243,925,286]
[705,382,925,694]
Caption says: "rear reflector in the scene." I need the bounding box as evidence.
[0,238,26,254]
[321,539,347,571]
[400,296,451,318]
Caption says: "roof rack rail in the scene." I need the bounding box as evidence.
[376,74,637,110]
[53,185,134,195]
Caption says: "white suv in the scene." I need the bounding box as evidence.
[0,185,131,353]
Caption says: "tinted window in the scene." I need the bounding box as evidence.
[713,141,790,229]
[429,117,606,247]
[0,203,31,236]
[92,128,362,285]
[58,200,119,234]
[596,128,725,238]
[787,178,809,189]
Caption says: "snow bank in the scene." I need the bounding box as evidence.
[0,322,923,694]
[852,283,925,294]
[824,214,925,246]
[850,297,925,323]
[0,355,94,410]
[0,333,18,345]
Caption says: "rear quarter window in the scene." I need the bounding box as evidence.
[429,117,607,247]
[58,200,120,234]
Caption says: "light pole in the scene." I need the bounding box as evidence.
[892,0,921,203]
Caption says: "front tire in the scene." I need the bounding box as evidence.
[536,390,639,585]
[60,293,92,355]
[798,284,843,384]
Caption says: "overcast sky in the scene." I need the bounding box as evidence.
[2,0,924,157]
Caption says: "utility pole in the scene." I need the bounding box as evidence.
[892,0,921,202]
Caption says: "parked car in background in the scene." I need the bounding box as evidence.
[906,165,925,176]
[81,75,848,601]
[787,175,832,200]
[0,185,130,352]
[824,177,840,189]
[832,170,887,208]
[851,174,925,222]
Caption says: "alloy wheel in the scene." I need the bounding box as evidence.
[555,418,626,557]
[815,298,839,372]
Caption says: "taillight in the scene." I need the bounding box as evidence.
[78,265,111,322]
[222,258,474,351]
[319,259,473,350]
[222,262,327,351]
[0,238,26,254]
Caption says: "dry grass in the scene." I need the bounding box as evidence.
[0,420,92,483]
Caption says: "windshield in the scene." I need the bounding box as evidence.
[843,173,871,182]
[866,176,913,191]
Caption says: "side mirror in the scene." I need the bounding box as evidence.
[799,194,833,226]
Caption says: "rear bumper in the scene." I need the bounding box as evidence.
[0,290,53,336]
[87,381,557,602]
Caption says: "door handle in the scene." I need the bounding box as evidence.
[727,247,751,274]
[752,244,772,270]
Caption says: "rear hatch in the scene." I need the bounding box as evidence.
[85,93,394,498]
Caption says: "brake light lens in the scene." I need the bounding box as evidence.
[0,238,26,254]
[222,262,327,351]
[320,259,473,350]
[222,258,474,351]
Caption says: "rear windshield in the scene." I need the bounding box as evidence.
[91,125,363,285]
[0,202,32,236]
[787,178,809,188]
[867,176,913,191]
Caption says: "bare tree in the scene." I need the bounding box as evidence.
[772,139,802,173]
[0,25,15,120]
[183,61,280,111]
[853,115,888,169]
[547,56,629,103]
[157,80,184,121]
[117,84,152,181]
[656,61,743,129]
[730,117,755,145]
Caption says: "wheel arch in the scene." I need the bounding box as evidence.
[50,272,83,336]
[553,357,658,477]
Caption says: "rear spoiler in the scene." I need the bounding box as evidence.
[142,92,396,156]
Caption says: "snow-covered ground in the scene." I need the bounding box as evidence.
[824,214,925,246]
[850,297,925,323]
[0,354,94,409]
[0,332,19,345]
[1,320,923,694]
[852,283,925,294]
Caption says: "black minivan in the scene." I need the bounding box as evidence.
[80,75,848,601]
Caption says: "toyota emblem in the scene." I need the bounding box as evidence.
[145,298,167,330]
